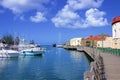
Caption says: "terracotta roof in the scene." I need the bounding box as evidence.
[112,16,120,25]
[84,34,110,41]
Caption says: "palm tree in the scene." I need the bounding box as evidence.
[100,33,105,51]
[2,35,14,45]
[14,37,19,45]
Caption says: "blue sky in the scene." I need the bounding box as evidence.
[0,0,119,45]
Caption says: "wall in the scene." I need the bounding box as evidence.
[97,37,113,48]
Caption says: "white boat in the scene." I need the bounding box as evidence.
[18,38,45,56]
[0,48,19,58]
[20,45,45,56]
[56,44,64,48]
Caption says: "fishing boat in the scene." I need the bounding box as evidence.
[20,45,45,56]
[18,38,45,56]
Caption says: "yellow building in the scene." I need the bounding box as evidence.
[97,37,113,48]
[69,38,82,46]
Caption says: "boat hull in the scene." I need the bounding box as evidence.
[0,50,19,58]
[0,53,19,58]
[21,51,44,56]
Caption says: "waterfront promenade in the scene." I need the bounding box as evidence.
[101,52,120,80]
[83,47,120,80]
[64,46,120,80]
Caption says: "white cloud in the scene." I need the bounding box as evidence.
[30,12,47,23]
[67,0,103,10]
[0,0,49,14]
[52,0,108,28]
[85,8,108,27]
[52,5,84,28]
[0,0,49,22]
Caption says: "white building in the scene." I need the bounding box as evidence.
[112,16,120,49]
[69,38,82,46]
[112,18,120,38]
[66,40,70,46]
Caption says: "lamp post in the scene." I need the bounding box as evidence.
[115,38,118,55]
[101,34,104,52]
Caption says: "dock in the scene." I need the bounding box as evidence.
[63,46,77,50]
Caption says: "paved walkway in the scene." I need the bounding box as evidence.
[101,52,120,80]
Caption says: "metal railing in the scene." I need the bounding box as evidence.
[84,47,106,80]
[97,47,120,56]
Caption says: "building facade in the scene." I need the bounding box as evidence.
[66,40,70,46]
[65,38,82,46]
[96,16,120,49]
[112,16,120,49]
[82,35,110,47]
[70,38,82,46]
[97,37,113,48]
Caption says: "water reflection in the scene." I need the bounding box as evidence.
[0,46,90,80]
[0,56,44,80]
[53,49,90,80]
[17,56,44,80]
[0,58,11,69]
[70,51,82,61]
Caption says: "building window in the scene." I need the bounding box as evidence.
[98,44,100,47]
[114,29,116,37]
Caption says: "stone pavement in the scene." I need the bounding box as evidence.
[101,52,120,80]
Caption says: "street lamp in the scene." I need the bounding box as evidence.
[101,34,104,52]
[115,38,118,55]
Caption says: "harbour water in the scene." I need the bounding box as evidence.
[0,46,90,80]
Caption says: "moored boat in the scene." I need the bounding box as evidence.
[0,48,19,58]
[20,45,45,56]
[18,38,45,56]
[56,44,64,48]
[52,44,56,47]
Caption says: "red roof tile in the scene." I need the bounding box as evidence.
[84,34,110,41]
[112,16,120,25]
